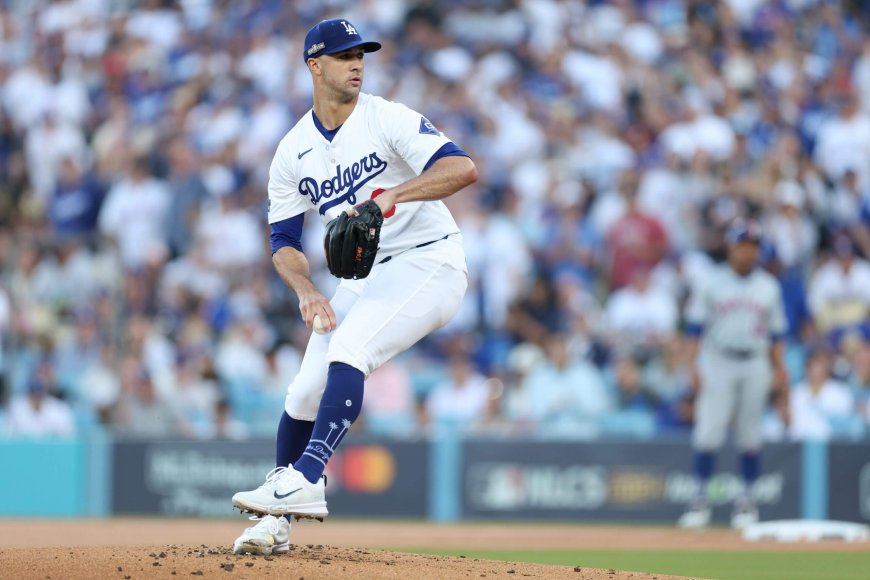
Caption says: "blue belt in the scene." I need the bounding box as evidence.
[378,235,449,264]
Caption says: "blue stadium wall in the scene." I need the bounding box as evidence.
[0,435,865,523]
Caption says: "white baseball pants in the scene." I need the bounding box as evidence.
[284,235,467,421]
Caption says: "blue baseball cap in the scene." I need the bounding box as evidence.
[303,18,381,62]
[726,219,762,246]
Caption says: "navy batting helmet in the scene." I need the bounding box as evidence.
[725,219,762,246]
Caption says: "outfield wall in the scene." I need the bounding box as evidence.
[0,434,865,524]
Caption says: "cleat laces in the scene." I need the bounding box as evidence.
[258,466,288,491]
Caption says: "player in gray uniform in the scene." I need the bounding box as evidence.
[678,220,790,529]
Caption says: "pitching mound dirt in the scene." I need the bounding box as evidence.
[0,544,699,580]
[1,519,864,579]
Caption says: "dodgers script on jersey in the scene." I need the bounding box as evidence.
[268,93,460,259]
[686,265,787,354]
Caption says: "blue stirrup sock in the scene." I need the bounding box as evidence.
[740,451,761,483]
[294,362,365,484]
[694,451,715,480]
[692,451,716,503]
[276,411,314,468]
[739,451,761,503]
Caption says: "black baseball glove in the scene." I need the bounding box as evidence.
[323,200,384,279]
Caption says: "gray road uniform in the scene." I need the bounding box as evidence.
[685,265,788,451]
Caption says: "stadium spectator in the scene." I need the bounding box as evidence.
[637,156,696,254]
[260,342,302,394]
[523,333,612,438]
[829,169,870,233]
[660,98,736,164]
[164,139,209,258]
[24,109,88,203]
[644,336,692,404]
[113,359,182,439]
[76,344,121,425]
[604,172,669,290]
[605,267,678,356]
[813,92,870,187]
[171,354,221,438]
[194,189,264,272]
[90,99,139,180]
[765,181,818,271]
[424,353,491,430]
[764,181,818,339]
[498,342,545,432]
[471,192,534,331]
[361,360,417,436]
[98,156,171,272]
[209,397,250,441]
[123,315,176,401]
[5,373,75,438]
[808,234,870,345]
[47,155,103,241]
[612,353,661,413]
[52,306,104,394]
[504,270,564,347]
[214,318,270,391]
[789,348,856,441]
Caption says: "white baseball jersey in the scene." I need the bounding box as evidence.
[685,265,787,354]
[267,92,460,259]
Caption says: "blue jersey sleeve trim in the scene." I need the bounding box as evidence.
[423,142,468,171]
[270,214,304,254]
[684,323,704,337]
[770,332,786,343]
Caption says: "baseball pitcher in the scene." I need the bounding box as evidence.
[230,18,477,554]
[678,220,790,529]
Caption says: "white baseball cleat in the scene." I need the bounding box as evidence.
[677,504,712,529]
[233,515,291,555]
[731,503,759,529]
[232,466,328,520]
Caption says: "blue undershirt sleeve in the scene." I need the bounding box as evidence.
[423,142,468,172]
[270,214,304,254]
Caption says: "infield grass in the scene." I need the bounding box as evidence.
[402,548,870,580]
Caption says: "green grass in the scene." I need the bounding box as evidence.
[400,548,870,580]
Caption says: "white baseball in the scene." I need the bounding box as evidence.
[312,314,329,335]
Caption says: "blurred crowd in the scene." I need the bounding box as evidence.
[2,0,870,443]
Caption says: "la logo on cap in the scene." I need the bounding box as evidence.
[342,21,357,35]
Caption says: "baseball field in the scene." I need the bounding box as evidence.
[0,519,867,580]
